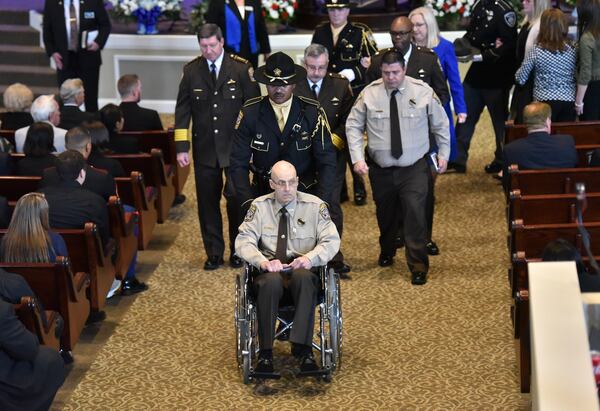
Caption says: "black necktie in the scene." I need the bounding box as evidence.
[390,89,403,159]
[275,207,288,263]
[68,0,78,51]
[311,83,318,99]
[210,62,217,84]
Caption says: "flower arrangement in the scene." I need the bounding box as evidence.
[188,0,209,34]
[261,0,298,24]
[106,0,182,34]
[425,0,476,18]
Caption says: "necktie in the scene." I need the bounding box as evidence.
[68,0,78,51]
[390,89,403,159]
[275,208,288,262]
[311,83,318,99]
[277,106,285,132]
[210,62,217,84]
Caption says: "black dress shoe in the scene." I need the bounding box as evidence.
[255,357,274,374]
[172,194,186,206]
[447,162,467,173]
[354,193,367,206]
[204,256,224,270]
[299,353,320,374]
[330,261,351,274]
[121,277,149,296]
[411,271,428,285]
[378,254,394,267]
[484,161,502,174]
[229,254,243,268]
[86,310,106,324]
[426,241,440,256]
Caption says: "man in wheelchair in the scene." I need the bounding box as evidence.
[235,161,340,377]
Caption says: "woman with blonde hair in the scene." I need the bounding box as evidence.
[0,83,34,130]
[0,192,67,263]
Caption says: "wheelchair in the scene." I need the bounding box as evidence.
[234,263,343,384]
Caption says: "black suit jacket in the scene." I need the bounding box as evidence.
[365,45,450,105]
[16,154,58,177]
[0,112,33,131]
[294,73,353,141]
[40,164,116,201]
[119,102,163,131]
[88,148,125,177]
[58,105,95,130]
[502,131,579,190]
[42,0,111,68]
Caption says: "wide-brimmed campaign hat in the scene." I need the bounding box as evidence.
[324,0,357,8]
[254,52,306,86]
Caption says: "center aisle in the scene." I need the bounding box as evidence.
[59,112,529,410]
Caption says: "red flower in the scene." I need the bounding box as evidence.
[271,3,279,10]
[292,1,298,8]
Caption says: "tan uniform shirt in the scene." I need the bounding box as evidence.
[346,76,450,167]
[235,191,341,269]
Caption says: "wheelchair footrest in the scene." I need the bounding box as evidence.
[251,371,281,380]
[296,368,330,378]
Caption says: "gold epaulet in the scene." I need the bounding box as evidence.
[243,95,264,107]
[374,47,393,56]
[298,95,319,106]
[230,53,249,64]
[328,72,347,80]
[352,21,373,33]
[415,45,435,54]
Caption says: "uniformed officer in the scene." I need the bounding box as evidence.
[235,160,340,376]
[346,51,450,286]
[229,52,337,211]
[295,43,353,278]
[365,16,450,105]
[311,0,377,206]
[175,24,260,271]
[449,0,517,174]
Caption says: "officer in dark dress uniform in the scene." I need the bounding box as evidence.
[175,24,260,271]
[295,43,353,278]
[449,0,517,173]
[229,52,337,214]
[311,0,377,206]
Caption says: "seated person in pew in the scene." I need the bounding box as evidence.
[0,193,68,263]
[17,122,58,177]
[99,104,139,154]
[0,83,34,131]
[117,74,163,132]
[542,238,600,293]
[82,121,126,178]
[15,95,66,154]
[235,161,340,375]
[57,78,95,130]
[40,127,117,202]
[502,102,578,190]
[0,299,65,411]
[0,196,10,229]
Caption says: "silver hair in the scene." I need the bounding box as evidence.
[30,95,58,122]
[303,43,329,61]
[60,78,84,104]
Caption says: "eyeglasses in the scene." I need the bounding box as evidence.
[271,178,298,188]
[389,30,412,37]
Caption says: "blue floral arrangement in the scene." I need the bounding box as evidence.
[106,0,183,34]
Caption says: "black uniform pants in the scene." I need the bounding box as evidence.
[581,81,600,121]
[369,158,429,274]
[455,83,509,166]
[329,148,346,263]
[254,269,318,350]
[57,51,100,112]
[194,164,240,258]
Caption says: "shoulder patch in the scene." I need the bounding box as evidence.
[504,11,516,28]
[244,204,257,222]
[243,95,264,108]
[230,53,249,64]
[297,95,319,106]
[319,203,331,221]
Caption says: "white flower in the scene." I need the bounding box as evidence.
[269,9,278,19]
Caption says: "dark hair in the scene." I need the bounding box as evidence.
[577,0,600,39]
[537,9,569,52]
[197,23,223,41]
[56,150,85,181]
[117,74,139,98]
[380,50,406,68]
[82,120,110,149]
[99,103,123,135]
[65,126,91,152]
[541,238,585,274]
[23,122,54,157]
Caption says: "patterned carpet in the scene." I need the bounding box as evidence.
[58,112,530,410]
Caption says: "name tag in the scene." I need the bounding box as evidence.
[84,11,95,19]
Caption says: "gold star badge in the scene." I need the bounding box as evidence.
[274,68,282,76]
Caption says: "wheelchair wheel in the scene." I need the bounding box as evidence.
[323,268,342,373]
[234,274,246,367]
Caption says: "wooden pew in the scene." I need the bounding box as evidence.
[504,120,600,145]
[577,144,600,166]
[509,166,600,195]
[0,257,90,352]
[114,129,190,196]
[508,191,600,226]
[13,296,61,351]
[108,150,175,223]
[0,129,15,147]
[0,175,40,201]
[115,171,158,250]
[108,196,137,280]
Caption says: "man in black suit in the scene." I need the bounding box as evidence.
[175,24,260,271]
[40,126,116,202]
[365,16,449,105]
[58,78,95,130]
[295,43,353,278]
[502,102,578,191]
[118,74,163,131]
[42,0,111,112]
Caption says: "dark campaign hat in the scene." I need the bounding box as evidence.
[254,52,306,86]
[324,0,357,8]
